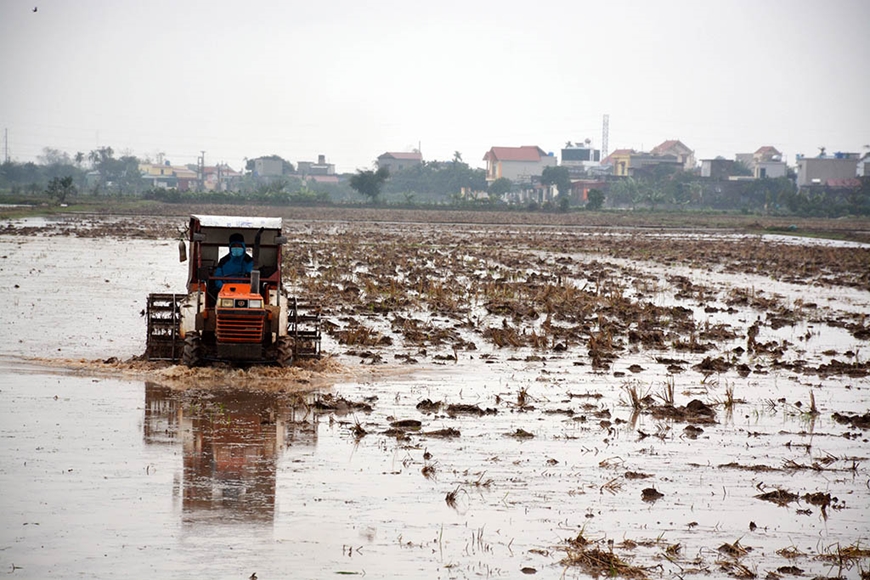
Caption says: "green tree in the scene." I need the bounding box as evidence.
[38,147,71,166]
[45,176,76,204]
[733,160,753,176]
[383,158,486,201]
[664,171,696,207]
[644,184,666,210]
[86,147,144,194]
[541,166,571,211]
[608,177,641,208]
[88,146,113,168]
[350,167,390,202]
[488,177,512,200]
[541,165,571,201]
[586,188,605,210]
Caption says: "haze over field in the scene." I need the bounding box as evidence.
[1,0,868,172]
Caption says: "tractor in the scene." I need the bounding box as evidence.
[145,215,320,367]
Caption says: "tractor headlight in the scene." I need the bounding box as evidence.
[219,298,235,308]
[248,299,263,309]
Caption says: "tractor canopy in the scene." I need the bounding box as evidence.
[186,215,286,292]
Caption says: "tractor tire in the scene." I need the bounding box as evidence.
[182,332,204,368]
[275,336,295,368]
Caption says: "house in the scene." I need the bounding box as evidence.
[560,140,601,172]
[139,162,178,189]
[600,148,683,177]
[306,175,340,185]
[173,166,198,191]
[858,152,870,177]
[203,164,241,192]
[570,179,607,203]
[735,146,787,179]
[483,146,556,184]
[253,158,284,178]
[297,154,335,177]
[753,146,782,163]
[753,161,787,179]
[376,151,423,174]
[796,153,860,187]
[600,149,635,176]
[139,161,213,191]
[700,158,735,180]
[627,153,682,177]
[650,139,695,170]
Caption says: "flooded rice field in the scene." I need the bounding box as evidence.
[1,213,869,579]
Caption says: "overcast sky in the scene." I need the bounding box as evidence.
[1,0,868,172]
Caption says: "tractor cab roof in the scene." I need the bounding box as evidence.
[186,215,285,289]
[191,215,283,231]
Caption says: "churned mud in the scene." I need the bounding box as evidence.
[1,213,868,579]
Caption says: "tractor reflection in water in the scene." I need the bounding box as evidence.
[143,383,318,523]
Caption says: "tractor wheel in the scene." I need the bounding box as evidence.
[275,336,295,368]
[182,332,204,368]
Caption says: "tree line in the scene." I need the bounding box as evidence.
[2,146,867,217]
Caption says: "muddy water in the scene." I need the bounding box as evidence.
[1,219,869,579]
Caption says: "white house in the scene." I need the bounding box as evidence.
[483,145,556,184]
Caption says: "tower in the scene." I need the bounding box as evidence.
[601,114,610,159]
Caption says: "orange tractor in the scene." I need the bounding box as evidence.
[145,215,320,367]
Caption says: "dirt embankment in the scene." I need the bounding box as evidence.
[4,202,870,241]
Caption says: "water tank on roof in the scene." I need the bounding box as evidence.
[835,152,844,159]
[548,152,554,156]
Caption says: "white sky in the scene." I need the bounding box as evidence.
[1,0,868,173]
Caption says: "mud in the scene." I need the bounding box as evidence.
[1,214,869,579]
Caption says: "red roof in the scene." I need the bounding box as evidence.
[755,145,781,156]
[826,178,860,188]
[307,175,339,184]
[651,140,691,155]
[379,151,422,161]
[203,165,240,177]
[483,146,546,162]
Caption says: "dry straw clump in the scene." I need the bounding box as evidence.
[561,532,648,579]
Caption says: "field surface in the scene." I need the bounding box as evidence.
[0,210,868,579]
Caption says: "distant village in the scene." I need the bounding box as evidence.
[137,139,870,205]
[2,135,869,215]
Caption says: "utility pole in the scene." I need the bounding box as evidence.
[4,128,8,162]
[199,150,206,191]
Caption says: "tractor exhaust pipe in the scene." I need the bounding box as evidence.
[250,270,260,294]
[253,227,264,270]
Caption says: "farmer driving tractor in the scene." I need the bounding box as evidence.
[213,232,253,290]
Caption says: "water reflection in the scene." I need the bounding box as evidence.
[144,383,318,523]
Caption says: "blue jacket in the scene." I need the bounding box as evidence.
[214,248,253,289]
